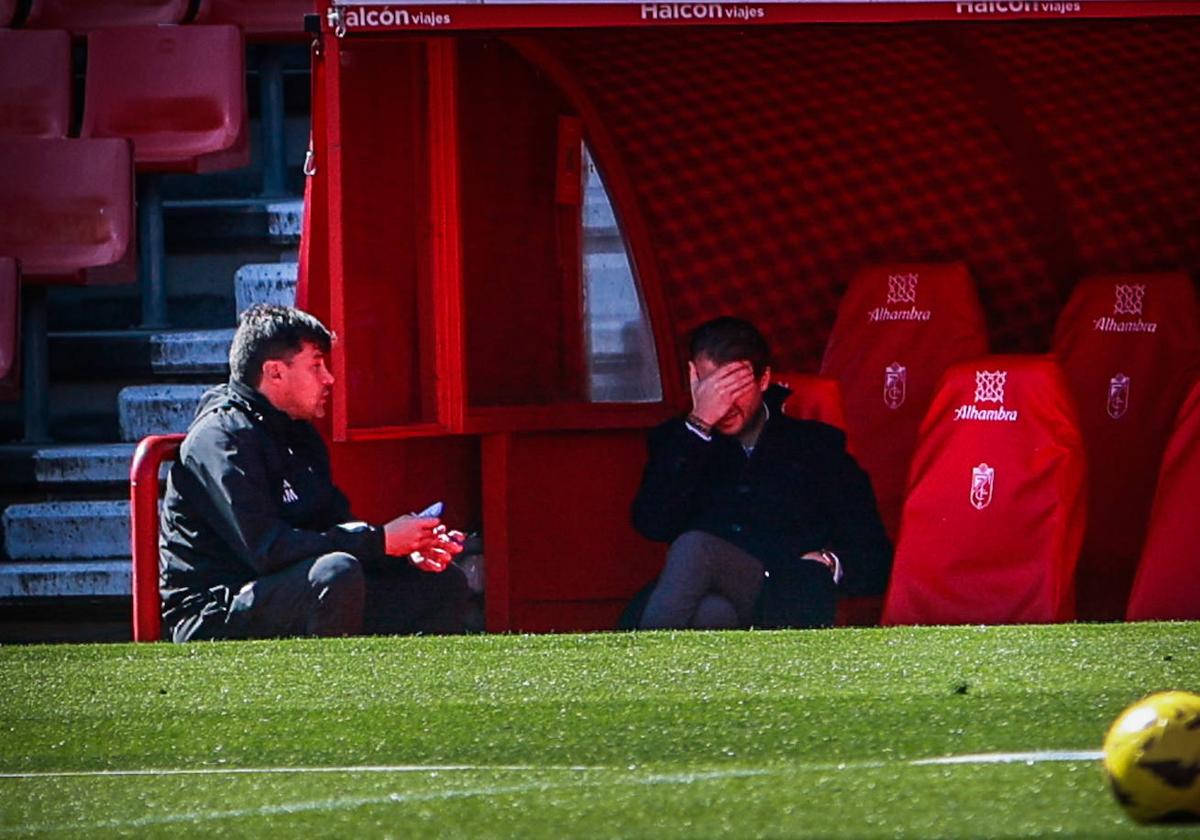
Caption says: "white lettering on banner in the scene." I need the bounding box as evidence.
[953,370,1019,422]
[1091,317,1158,333]
[345,7,451,28]
[640,4,765,22]
[955,2,1081,14]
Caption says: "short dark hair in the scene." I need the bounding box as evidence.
[689,316,771,377]
[229,304,333,387]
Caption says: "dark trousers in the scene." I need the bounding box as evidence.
[635,530,836,630]
[172,553,469,642]
[640,531,766,629]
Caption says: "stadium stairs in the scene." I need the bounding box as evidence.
[0,44,311,643]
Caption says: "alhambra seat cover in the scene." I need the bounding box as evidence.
[820,263,988,541]
[1125,378,1200,621]
[1051,273,1200,620]
[882,356,1085,625]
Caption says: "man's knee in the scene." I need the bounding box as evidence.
[308,552,366,618]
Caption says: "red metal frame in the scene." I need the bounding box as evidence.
[326,1,1200,34]
[129,433,184,642]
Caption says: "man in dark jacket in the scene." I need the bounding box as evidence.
[631,316,891,629]
[160,304,469,642]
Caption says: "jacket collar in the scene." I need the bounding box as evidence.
[227,378,296,436]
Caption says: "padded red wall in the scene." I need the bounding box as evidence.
[531,21,1200,371]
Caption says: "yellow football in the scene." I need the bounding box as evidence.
[1102,691,1200,824]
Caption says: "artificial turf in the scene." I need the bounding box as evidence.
[2,621,1198,838]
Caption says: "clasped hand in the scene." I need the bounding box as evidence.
[382,514,465,573]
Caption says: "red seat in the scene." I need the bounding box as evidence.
[0,138,135,281]
[0,30,72,138]
[1051,272,1200,620]
[130,433,184,642]
[0,0,16,26]
[820,263,989,542]
[22,0,190,33]
[775,372,848,434]
[1125,378,1200,621]
[0,257,18,394]
[882,356,1086,625]
[81,25,249,173]
[192,0,314,39]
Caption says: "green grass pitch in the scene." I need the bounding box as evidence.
[2,622,1198,838]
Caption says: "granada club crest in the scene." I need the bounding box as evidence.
[884,362,907,410]
[970,462,994,510]
[1107,373,1130,419]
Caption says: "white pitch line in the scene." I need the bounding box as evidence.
[910,751,1103,766]
[0,768,772,835]
[0,763,606,781]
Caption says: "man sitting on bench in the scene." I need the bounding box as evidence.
[630,316,892,629]
[159,304,469,642]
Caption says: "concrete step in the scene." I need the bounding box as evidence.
[3,500,130,561]
[235,261,298,314]
[0,443,139,486]
[0,560,130,598]
[118,384,209,442]
[51,328,234,378]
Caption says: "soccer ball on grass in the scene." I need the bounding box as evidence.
[1102,691,1200,824]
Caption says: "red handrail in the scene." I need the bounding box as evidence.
[129,434,184,642]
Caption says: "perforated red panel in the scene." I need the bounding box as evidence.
[534,20,1200,370]
[883,356,1086,626]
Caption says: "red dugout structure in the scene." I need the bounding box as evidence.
[289,0,1199,632]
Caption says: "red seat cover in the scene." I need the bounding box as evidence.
[0,30,72,138]
[0,257,18,388]
[81,26,248,173]
[0,138,135,281]
[1052,273,1200,620]
[1125,378,1200,621]
[820,263,989,541]
[883,355,1085,625]
[774,372,847,434]
[22,0,190,33]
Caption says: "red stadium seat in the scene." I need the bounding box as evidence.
[1125,378,1200,621]
[0,0,16,26]
[192,0,314,39]
[775,372,848,433]
[0,257,18,393]
[22,0,190,33]
[1051,272,1200,620]
[81,25,249,173]
[0,138,135,280]
[882,356,1086,625]
[0,30,71,138]
[130,433,184,642]
[820,263,989,542]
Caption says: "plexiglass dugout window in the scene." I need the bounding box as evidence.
[458,39,660,411]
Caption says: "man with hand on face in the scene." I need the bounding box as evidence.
[159,304,470,642]
[630,316,892,629]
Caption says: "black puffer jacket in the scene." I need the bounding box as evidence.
[159,379,385,630]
